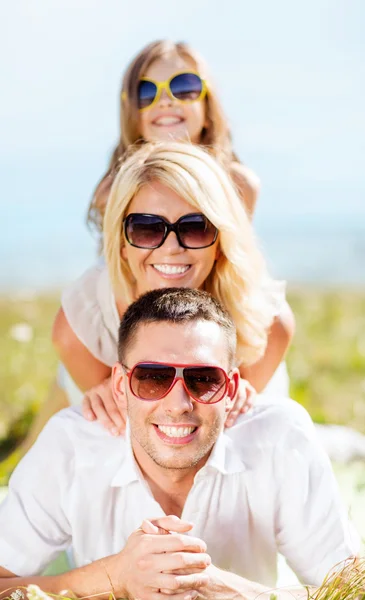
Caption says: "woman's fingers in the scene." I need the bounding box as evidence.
[225,378,256,427]
[81,378,127,435]
[82,395,96,421]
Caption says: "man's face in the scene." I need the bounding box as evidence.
[113,320,239,472]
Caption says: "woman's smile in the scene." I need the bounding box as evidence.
[121,180,219,297]
[151,263,192,277]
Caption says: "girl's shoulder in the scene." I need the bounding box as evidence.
[61,262,119,366]
[229,161,261,216]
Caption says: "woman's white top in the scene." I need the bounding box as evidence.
[60,263,289,403]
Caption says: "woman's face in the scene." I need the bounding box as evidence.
[121,180,220,297]
[138,55,207,144]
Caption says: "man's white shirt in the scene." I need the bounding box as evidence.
[0,398,358,587]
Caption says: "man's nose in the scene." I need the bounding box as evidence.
[161,378,193,415]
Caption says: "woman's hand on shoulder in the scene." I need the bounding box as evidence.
[225,378,256,428]
[83,376,127,436]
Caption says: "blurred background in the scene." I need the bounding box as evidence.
[0,0,364,527]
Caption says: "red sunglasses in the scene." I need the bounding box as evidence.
[122,361,230,404]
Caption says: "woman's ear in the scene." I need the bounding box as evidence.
[112,362,127,404]
[215,243,222,262]
[225,369,240,413]
[121,245,127,260]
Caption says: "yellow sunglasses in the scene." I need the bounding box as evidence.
[123,71,207,111]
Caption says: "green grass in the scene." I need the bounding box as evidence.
[1,287,365,445]
[0,292,60,453]
[287,288,365,433]
[0,287,365,491]
[1,287,365,444]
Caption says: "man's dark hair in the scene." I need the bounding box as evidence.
[118,288,236,365]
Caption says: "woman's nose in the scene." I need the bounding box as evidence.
[162,230,184,253]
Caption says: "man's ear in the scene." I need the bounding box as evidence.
[225,369,240,414]
[112,362,127,404]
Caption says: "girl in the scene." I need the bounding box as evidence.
[87,38,260,238]
[54,141,293,436]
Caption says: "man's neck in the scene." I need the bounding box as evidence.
[131,441,211,518]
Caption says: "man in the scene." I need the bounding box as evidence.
[0,288,358,600]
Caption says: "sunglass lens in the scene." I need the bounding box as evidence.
[125,215,165,248]
[178,215,217,248]
[131,364,176,400]
[170,73,203,101]
[184,367,226,403]
[138,80,158,109]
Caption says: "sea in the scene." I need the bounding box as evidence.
[1,157,365,293]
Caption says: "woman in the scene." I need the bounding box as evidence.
[54,141,294,434]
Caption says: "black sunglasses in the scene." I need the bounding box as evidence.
[123,213,218,250]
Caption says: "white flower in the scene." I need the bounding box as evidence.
[26,584,53,600]
[9,323,33,343]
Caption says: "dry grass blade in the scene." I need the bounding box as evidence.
[309,557,365,600]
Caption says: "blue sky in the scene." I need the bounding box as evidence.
[1,0,364,288]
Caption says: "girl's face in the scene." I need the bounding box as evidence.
[138,55,207,144]
[121,180,220,298]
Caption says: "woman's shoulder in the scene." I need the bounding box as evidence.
[61,261,119,366]
[61,261,109,315]
[229,161,261,216]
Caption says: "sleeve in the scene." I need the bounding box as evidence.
[61,263,119,367]
[0,416,74,575]
[274,424,360,586]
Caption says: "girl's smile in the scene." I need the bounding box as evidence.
[139,55,207,144]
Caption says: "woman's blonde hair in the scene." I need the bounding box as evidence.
[88,39,238,233]
[104,142,276,367]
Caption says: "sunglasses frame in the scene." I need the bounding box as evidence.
[123,212,218,250]
[122,71,207,111]
[122,361,231,404]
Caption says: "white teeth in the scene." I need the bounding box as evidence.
[153,264,190,275]
[158,425,196,438]
[154,117,182,125]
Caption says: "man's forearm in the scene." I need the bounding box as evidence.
[0,559,118,600]
[202,565,315,600]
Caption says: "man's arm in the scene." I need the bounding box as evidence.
[0,519,211,600]
[197,564,315,599]
[139,517,316,600]
[0,562,114,600]
[274,418,359,586]
[0,414,74,577]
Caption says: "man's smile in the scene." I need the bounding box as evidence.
[153,423,199,444]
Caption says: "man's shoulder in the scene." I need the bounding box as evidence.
[40,407,126,462]
[225,396,316,453]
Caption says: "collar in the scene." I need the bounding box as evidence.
[111,422,141,487]
[110,424,246,488]
[201,429,246,475]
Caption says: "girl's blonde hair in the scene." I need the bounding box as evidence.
[104,142,276,367]
[88,39,238,233]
